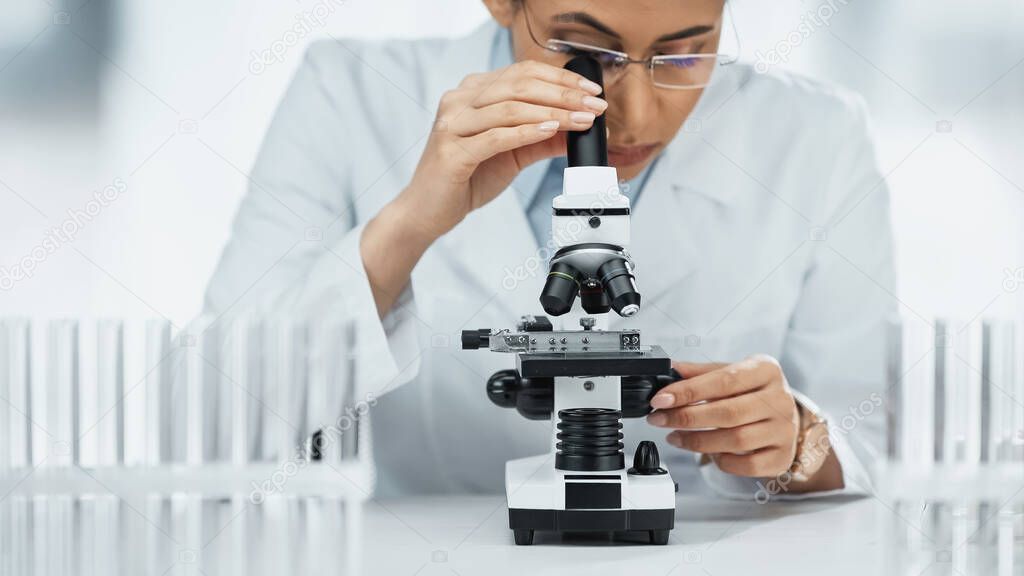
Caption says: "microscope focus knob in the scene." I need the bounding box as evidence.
[628,440,667,475]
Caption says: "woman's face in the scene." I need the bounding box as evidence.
[493,0,727,180]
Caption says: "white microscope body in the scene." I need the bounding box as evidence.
[461,54,677,546]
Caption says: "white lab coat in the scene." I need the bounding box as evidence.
[204,22,897,498]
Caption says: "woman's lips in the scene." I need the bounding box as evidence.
[607,143,659,167]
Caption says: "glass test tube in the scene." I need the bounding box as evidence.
[225,316,252,464]
[95,320,125,466]
[1,318,33,470]
[262,318,309,463]
[144,320,173,465]
[885,319,903,461]
[312,319,356,463]
[47,320,80,466]
[951,321,984,463]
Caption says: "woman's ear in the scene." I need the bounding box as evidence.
[481,0,518,27]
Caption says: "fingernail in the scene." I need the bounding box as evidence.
[538,120,559,132]
[569,111,595,125]
[647,413,667,426]
[582,96,608,112]
[579,78,602,95]
[650,393,674,409]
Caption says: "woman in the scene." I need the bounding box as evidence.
[205,0,896,498]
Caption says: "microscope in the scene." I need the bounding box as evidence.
[461,56,678,545]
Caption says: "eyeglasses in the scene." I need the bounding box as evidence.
[520,2,740,90]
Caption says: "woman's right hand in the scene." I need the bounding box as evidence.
[361,60,606,318]
[394,60,609,241]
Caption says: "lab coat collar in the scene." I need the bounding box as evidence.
[654,61,746,208]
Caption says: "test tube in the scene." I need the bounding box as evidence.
[952,321,984,463]
[0,321,33,576]
[225,316,253,464]
[895,318,937,467]
[981,321,997,465]
[161,328,190,465]
[1016,320,1024,465]
[228,495,250,575]
[343,322,360,462]
[0,318,34,471]
[144,320,173,465]
[183,320,206,466]
[305,320,331,462]
[261,318,309,463]
[312,319,356,463]
[144,496,172,576]
[201,321,231,462]
[983,320,1021,463]
[246,318,266,462]
[95,320,125,466]
[934,320,948,463]
[47,320,80,467]
[179,317,230,465]
[885,319,903,461]
[997,508,1015,576]
[290,321,310,460]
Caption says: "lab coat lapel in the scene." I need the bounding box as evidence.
[439,192,542,315]
[626,64,746,309]
[626,143,700,307]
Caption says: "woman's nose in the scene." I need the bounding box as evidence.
[608,66,658,137]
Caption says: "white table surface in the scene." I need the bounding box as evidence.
[360,494,905,576]
[3,480,1018,575]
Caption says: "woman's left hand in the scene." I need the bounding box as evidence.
[646,355,800,477]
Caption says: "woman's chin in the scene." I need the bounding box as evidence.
[611,161,649,182]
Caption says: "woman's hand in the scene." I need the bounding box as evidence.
[361,60,606,317]
[395,60,608,241]
[647,355,801,477]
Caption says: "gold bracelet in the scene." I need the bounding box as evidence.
[789,403,831,482]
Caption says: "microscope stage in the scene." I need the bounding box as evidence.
[516,345,672,379]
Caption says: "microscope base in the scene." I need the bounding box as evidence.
[508,508,674,545]
[504,454,676,545]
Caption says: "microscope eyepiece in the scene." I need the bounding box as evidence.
[564,56,608,168]
[540,262,582,317]
[597,258,641,317]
